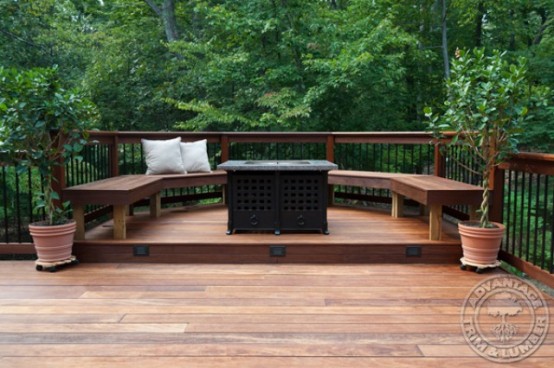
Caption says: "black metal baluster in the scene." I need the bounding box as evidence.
[518,172,526,259]
[1,166,9,243]
[505,170,513,254]
[511,171,521,257]
[15,170,22,243]
[540,175,548,270]
[550,178,554,273]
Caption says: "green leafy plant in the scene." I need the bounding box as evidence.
[425,48,549,228]
[0,67,97,225]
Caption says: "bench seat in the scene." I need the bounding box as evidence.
[328,170,409,189]
[63,171,227,240]
[154,171,228,190]
[390,175,482,240]
[328,170,483,240]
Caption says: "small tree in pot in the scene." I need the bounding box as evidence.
[425,48,549,267]
[0,67,97,264]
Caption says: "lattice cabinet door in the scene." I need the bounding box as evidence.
[227,172,276,233]
[279,172,329,234]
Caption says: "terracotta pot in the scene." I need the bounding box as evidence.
[458,221,505,265]
[29,220,76,262]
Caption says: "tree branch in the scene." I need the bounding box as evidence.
[143,0,178,42]
[0,28,47,51]
[144,0,162,17]
[533,17,553,45]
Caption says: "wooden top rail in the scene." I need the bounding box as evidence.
[86,131,436,143]
[499,152,554,175]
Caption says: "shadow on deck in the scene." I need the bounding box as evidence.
[74,205,463,264]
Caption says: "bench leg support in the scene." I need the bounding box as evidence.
[73,205,86,240]
[429,203,442,241]
[469,205,478,221]
[112,205,127,240]
[391,192,404,218]
[150,192,161,218]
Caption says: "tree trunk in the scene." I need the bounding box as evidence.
[475,1,484,47]
[144,0,179,42]
[162,0,179,42]
[532,9,548,45]
[441,0,450,79]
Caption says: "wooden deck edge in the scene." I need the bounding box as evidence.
[499,250,554,289]
[73,242,463,264]
[0,243,35,255]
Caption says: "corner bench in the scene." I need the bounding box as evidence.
[63,171,227,240]
[328,170,483,240]
[64,169,482,242]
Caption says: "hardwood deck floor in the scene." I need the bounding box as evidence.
[74,205,464,263]
[0,262,552,367]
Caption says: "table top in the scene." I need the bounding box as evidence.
[217,160,338,171]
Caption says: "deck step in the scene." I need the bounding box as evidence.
[71,205,462,264]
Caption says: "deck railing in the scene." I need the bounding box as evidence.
[1,131,552,286]
[497,153,554,286]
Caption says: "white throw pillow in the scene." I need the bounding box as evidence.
[141,137,186,174]
[180,139,212,173]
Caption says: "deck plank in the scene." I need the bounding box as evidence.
[4,357,553,368]
[0,262,552,367]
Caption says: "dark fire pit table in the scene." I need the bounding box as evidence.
[217,160,338,235]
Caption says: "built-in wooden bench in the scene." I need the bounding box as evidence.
[64,169,481,242]
[328,170,483,240]
[389,175,483,240]
[63,171,227,240]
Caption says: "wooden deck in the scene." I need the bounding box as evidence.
[73,204,463,263]
[0,262,552,367]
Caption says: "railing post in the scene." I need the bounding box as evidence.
[326,134,335,163]
[52,162,65,206]
[326,134,335,206]
[490,166,504,224]
[433,141,445,177]
[221,134,230,163]
[52,131,65,208]
[110,134,119,178]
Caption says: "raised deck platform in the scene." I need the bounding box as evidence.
[74,205,463,263]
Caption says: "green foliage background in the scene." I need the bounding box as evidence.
[0,0,552,147]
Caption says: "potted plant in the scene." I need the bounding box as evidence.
[425,48,549,268]
[0,67,97,266]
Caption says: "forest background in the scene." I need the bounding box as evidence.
[1,0,553,151]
